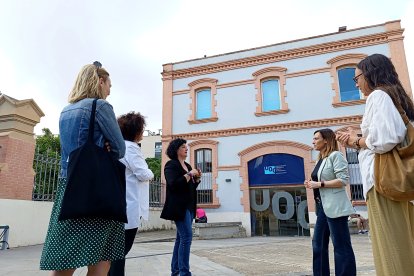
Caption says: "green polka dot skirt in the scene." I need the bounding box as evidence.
[40,178,125,270]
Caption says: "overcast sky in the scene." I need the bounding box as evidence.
[1,0,413,135]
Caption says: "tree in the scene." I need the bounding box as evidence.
[33,128,61,201]
[145,157,161,180]
[35,128,61,154]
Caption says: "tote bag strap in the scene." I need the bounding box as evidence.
[87,99,98,143]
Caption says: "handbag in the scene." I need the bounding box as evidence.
[58,99,127,222]
[374,103,414,201]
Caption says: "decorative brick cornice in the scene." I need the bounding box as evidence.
[168,115,363,140]
[252,66,287,76]
[188,139,219,147]
[188,78,218,87]
[327,53,368,65]
[166,31,400,80]
[238,141,313,156]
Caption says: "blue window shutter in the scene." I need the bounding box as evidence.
[338,68,360,102]
[196,89,212,119]
[261,79,280,111]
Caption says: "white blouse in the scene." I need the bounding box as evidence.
[358,90,406,199]
[120,141,154,230]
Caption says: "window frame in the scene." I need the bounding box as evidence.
[188,78,218,124]
[252,67,289,116]
[195,88,212,120]
[337,66,363,102]
[261,78,282,112]
[188,139,220,208]
[327,54,367,107]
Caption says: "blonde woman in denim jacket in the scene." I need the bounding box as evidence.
[305,128,356,276]
[40,62,126,276]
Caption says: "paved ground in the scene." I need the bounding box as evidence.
[0,230,375,276]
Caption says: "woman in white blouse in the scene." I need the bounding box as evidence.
[109,112,154,276]
[337,54,414,276]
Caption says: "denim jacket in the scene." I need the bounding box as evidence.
[59,98,125,178]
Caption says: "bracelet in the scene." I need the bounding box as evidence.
[352,138,361,150]
[186,172,194,182]
[321,181,325,188]
[356,137,361,148]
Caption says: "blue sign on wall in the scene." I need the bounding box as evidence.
[248,153,305,186]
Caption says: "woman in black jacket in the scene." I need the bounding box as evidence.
[161,138,201,276]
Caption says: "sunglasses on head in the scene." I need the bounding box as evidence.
[93,61,102,68]
[93,61,102,75]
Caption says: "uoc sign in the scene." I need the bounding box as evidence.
[250,189,309,229]
[248,154,305,186]
[264,165,287,175]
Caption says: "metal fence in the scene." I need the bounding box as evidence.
[32,150,164,207]
[345,148,365,201]
[149,178,164,207]
[32,149,60,201]
[197,172,213,204]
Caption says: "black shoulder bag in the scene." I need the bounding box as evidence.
[58,99,127,222]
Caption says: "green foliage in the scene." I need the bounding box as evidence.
[33,128,61,200]
[36,128,61,154]
[145,157,161,179]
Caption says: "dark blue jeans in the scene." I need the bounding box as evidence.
[313,202,356,276]
[171,209,193,276]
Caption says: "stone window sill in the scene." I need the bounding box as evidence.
[188,117,218,124]
[255,109,289,117]
[333,99,366,107]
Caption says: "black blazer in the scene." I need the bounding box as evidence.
[160,159,199,221]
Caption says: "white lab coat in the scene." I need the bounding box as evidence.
[120,141,154,230]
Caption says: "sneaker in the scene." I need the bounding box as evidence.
[358,230,364,234]
[363,230,369,234]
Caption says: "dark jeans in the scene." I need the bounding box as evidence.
[171,209,193,276]
[313,202,356,276]
[108,227,138,276]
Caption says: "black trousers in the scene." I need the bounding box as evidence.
[108,227,138,276]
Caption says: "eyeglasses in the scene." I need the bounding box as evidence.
[93,61,102,75]
[353,73,363,84]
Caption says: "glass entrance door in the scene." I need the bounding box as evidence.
[250,186,310,237]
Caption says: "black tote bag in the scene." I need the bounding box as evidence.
[58,99,127,223]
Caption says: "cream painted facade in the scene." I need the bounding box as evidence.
[161,20,412,237]
[140,134,162,159]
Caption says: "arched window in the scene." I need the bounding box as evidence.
[252,67,288,116]
[261,79,281,111]
[196,89,212,119]
[327,53,367,107]
[338,67,361,102]
[188,78,218,124]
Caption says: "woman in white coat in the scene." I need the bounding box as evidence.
[337,54,414,276]
[109,112,154,276]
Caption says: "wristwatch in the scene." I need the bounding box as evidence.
[321,181,325,188]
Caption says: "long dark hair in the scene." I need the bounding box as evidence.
[357,54,414,120]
